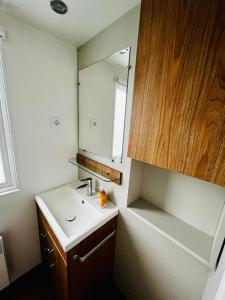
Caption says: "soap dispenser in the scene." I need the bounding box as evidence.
[97,186,108,208]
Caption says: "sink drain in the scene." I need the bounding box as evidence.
[65,214,76,222]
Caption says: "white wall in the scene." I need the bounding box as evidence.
[203,249,225,300]
[77,5,222,300]
[0,12,78,281]
[78,6,140,205]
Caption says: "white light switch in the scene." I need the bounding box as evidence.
[90,119,97,128]
[50,116,62,127]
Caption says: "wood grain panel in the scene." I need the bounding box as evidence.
[37,206,67,264]
[76,153,122,185]
[37,208,69,300]
[69,217,117,299]
[128,0,225,186]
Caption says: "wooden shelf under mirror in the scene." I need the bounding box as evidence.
[69,154,122,185]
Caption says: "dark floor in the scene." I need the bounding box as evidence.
[0,265,124,300]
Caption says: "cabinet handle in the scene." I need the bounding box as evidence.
[49,263,55,269]
[44,248,54,254]
[73,229,116,263]
[40,232,48,239]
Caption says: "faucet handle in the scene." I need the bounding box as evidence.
[76,183,88,190]
[80,178,93,196]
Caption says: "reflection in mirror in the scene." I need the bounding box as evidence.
[78,47,130,163]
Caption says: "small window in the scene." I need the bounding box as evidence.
[0,36,18,195]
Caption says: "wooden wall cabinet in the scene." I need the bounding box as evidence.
[128,0,225,186]
[37,207,117,300]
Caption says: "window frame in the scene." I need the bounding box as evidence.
[0,36,18,195]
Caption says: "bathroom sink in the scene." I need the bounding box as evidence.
[35,181,118,251]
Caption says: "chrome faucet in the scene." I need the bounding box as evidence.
[76,178,93,196]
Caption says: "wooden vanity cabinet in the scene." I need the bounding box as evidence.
[37,207,117,300]
[128,0,225,186]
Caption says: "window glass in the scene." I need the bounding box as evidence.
[0,39,18,195]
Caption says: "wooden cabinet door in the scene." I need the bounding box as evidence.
[53,245,69,300]
[128,0,225,186]
[69,218,117,300]
[38,211,69,300]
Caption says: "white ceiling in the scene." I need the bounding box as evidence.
[0,0,140,46]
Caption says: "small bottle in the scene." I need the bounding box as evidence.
[97,186,108,208]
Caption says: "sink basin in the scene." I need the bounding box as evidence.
[35,181,118,251]
[39,186,102,238]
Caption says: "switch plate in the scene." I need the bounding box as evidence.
[90,119,97,128]
[50,116,62,127]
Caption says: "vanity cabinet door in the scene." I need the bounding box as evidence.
[69,217,117,300]
[128,0,225,186]
[38,210,69,300]
[43,238,68,300]
[53,246,69,300]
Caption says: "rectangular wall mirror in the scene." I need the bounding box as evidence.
[78,47,130,163]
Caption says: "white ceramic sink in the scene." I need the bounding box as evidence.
[35,181,118,251]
